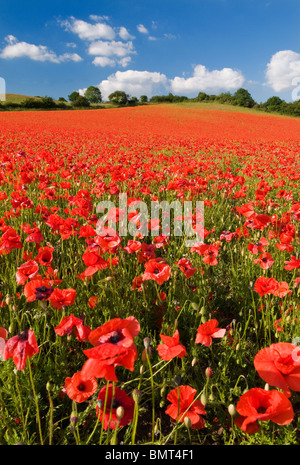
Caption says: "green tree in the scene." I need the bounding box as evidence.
[72,95,90,107]
[108,90,129,105]
[41,96,56,108]
[68,91,80,103]
[58,97,67,102]
[263,96,284,113]
[197,92,209,101]
[140,95,148,103]
[84,86,102,104]
[233,88,256,108]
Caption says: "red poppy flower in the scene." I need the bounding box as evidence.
[0,226,23,255]
[254,276,278,297]
[195,319,226,347]
[253,252,274,269]
[48,288,76,309]
[284,256,300,270]
[23,278,54,302]
[81,316,140,382]
[165,385,206,430]
[235,387,294,434]
[88,296,98,308]
[65,371,97,403]
[54,313,91,341]
[175,258,196,278]
[0,327,7,360]
[247,237,269,255]
[254,343,300,396]
[35,246,54,266]
[4,329,39,371]
[96,384,134,430]
[142,258,171,285]
[157,330,187,361]
[16,260,39,285]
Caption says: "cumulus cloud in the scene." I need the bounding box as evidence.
[265,50,300,92]
[61,17,116,41]
[137,24,149,34]
[99,69,168,100]
[119,26,135,41]
[0,35,82,63]
[92,56,116,67]
[170,64,245,94]
[88,40,135,58]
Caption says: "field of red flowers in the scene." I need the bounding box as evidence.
[0,104,299,446]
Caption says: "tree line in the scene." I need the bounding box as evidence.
[1,86,300,117]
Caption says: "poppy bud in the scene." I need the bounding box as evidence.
[46,380,54,392]
[184,416,192,429]
[191,357,197,367]
[159,400,165,408]
[140,365,145,375]
[105,276,114,282]
[205,367,212,379]
[143,337,151,349]
[142,347,152,363]
[116,406,125,421]
[200,393,207,406]
[209,393,215,401]
[132,389,141,404]
[264,383,269,391]
[228,404,236,416]
[5,295,12,305]
[191,302,199,310]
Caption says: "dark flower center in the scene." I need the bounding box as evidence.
[112,399,121,409]
[18,330,29,341]
[35,286,54,300]
[77,383,86,391]
[109,331,124,344]
[257,406,267,414]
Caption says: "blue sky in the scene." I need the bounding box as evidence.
[1,0,300,102]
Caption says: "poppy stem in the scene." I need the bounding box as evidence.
[145,349,155,443]
[27,358,44,445]
[99,380,110,445]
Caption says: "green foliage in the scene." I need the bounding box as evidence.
[140,95,148,103]
[233,88,256,108]
[108,90,129,105]
[68,91,80,103]
[84,86,102,104]
[71,96,90,108]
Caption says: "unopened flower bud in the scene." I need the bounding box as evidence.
[5,295,12,305]
[264,383,269,391]
[116,406,125,421]
[70,412,78,423]
[46,380,54,392]
[205,367,212,379]
[143,337,151,349]
[142,347,152,363]
[132,389,141,404]
[191,357,197,367]
[184,416,192,429]
[200,393,207,406]
[228,404,236,416]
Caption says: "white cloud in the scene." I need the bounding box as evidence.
[0,36,82,63]
[62,17,115,41]
[265,50,300,92]
[92,56,116,67]
[118,56,132,67]
[89,15,110,22]
[137,24,149,34]
[170,64,245,94]
[119,26,135,41]
[99,69,168,100]
[88,40,135,58]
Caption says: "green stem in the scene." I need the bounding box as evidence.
[27,358,44,445]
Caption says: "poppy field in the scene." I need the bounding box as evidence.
[0,103,299,446]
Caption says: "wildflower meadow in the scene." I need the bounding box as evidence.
[0,104,299,446]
